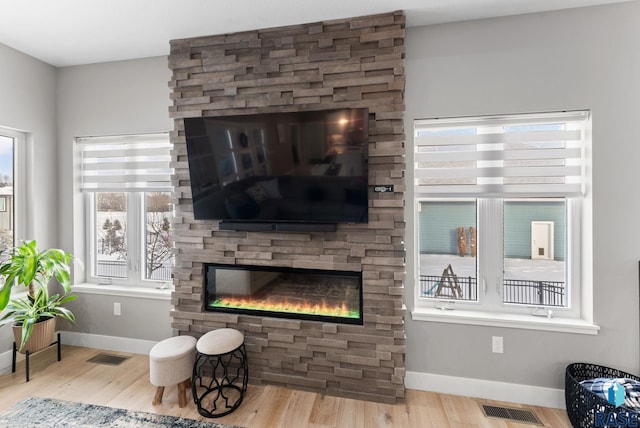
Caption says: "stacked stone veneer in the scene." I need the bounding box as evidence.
[168,11,406,403]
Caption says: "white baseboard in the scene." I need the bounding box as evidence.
[2,335,565,410]
[0,349,12,375]
[0,332,157,375]
[405,371,565,409]
[62,331,157,355]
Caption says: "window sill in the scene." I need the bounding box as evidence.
[72,283,172,301]
[411,307,599,335]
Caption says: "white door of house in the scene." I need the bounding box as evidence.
[531,221,554,260]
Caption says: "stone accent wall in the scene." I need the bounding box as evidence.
[168,11,406,403]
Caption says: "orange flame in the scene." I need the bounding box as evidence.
[212,296,357,318]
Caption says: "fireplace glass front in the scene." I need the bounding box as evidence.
[204,263,363,325]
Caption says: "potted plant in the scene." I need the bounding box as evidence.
[1,285,76,352]
[0,240,76,352]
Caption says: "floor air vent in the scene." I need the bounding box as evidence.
[481,404,543,425]
[87,353,129,366]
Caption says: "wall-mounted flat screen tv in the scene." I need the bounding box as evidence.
[184,108,369,227]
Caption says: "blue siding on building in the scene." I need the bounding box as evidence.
[504,200,565,261]
[419,200,565,261]
[418,201,476,255]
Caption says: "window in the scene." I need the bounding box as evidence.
[0,129,24,253]
[78,134,173,287]
[414,111,590,319]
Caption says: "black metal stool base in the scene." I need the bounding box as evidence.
[192,343,248,418]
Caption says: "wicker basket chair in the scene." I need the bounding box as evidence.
[565,362,640,427]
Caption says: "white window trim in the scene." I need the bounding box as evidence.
[72,282,171,300]
[78,132,174,290]
[0,127,26,241]
[85,191,173,289]
[410,111,597,334]
[410,307,599,335]
[415,198,581,315]
[0,128,26,300]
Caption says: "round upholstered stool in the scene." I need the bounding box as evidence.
[192,328,248,418]
[149,335,197,408]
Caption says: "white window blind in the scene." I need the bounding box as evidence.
[414,111,589,198]
[78,133,173,192]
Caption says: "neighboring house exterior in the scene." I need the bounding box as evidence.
[0,186,13,235]
[419,200,566,261]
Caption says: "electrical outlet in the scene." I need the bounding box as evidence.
[114,302,121,316]
[492,336,503,354]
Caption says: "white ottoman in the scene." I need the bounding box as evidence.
[149,335,197,408]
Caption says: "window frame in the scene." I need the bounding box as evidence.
[85,191,173,288]
[0,128,26,302]
[415,197,581,317]
[78,132,174,289]
[141,191,174,285]
[0,128,26,247]
[411,111,595,333]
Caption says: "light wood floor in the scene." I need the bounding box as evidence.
[0,346,572,427]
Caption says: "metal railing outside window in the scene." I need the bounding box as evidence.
[503,279,566,307]
[96,259,172,281]
[419,275,478,301]
[420,275,566,306]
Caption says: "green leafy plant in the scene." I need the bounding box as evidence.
[0,285,77,351]
[0,240,73,311]
[0,240,76,352]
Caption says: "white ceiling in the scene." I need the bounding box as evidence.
[0,0,632,67]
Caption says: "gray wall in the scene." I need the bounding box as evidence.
[0,43,58,353]
[405,1,640,389]
[0,44,58,247]
[59,293,171,340]
[56,57,173,341]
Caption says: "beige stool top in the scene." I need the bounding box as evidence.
[197,328,244,355]
[150,335,197,362]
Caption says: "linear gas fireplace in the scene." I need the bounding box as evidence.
[204,264,363,325]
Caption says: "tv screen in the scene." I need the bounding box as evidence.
[184,108,369,225]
